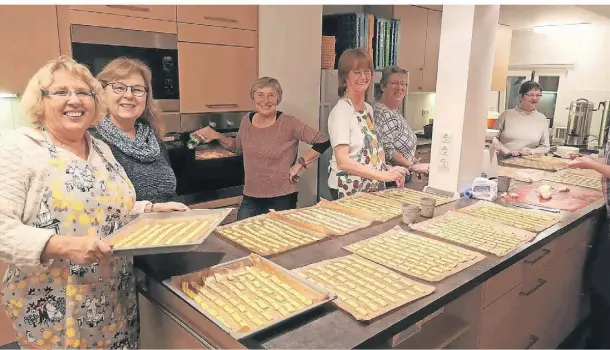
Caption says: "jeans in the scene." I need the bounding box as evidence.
[237,192,298,220]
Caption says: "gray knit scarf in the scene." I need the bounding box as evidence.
[96,115,161,163]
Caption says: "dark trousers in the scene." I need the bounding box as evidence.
[587,293,610,349]
[237,192,298,220]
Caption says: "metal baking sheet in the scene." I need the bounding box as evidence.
[103,208,232,257]
[165,254,337,340]
[320,192,403,222]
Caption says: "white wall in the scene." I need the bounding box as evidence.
[509,23,610,140]
[0,97,29,131]
[259,5,323,208]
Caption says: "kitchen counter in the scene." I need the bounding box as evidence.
[136,182,604,349]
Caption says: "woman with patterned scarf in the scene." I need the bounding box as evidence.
[90,58,187,212]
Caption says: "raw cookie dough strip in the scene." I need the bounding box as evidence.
[112,224,151,247]
[133,223,175,247]
[175,220,211,244]
[117,223,166,247]
[166,221,202,244]
[150,222,187,246]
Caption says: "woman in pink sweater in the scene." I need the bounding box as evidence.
[194,77,330,220]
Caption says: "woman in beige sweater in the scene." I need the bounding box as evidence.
[0,56,184,349]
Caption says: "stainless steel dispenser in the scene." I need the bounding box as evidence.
[565,98,595,147]
[598,100,610,147]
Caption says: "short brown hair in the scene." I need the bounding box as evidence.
[380,66,408,87]
[20,56,107,127]
[250,77,283,104]
[337,49,374,97]
[96,57,164,136]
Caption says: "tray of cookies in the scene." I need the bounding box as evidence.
[457,201,561,233]
[103,208,232,256]
[215,213,327,256]
[371,187,457,207]
[319,192,403,222]
[270,205,372,236]
[409,211,536,257]
[167,254,336,339]
[293,255,434,321]
[547,170,602,191]
[500,156,568,172]
[343,226,486,282]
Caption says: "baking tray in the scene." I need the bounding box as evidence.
[547,170,603,191]
[270,204,372,236]
[409,211,536,257]
[500,156,568,172]
[166,254,337,339]
[293,255,434,321]
[215,213,327,256]
[371,187,457,207]
[103,208,232,256]
[319,192,403,222]
[457,201,562,233]
[343,226,486,282]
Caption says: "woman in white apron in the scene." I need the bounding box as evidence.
[327,49,407,199]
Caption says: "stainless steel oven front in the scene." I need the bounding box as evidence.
[70,25,180,112]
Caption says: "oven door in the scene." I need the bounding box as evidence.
[71,25,180,112]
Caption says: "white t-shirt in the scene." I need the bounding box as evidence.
[327,99,374,189]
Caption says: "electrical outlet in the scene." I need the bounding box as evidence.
[440,130,453,144]
[437,130,452,171]
[421,109,430,117]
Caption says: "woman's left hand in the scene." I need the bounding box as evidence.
[519,148,533,156]
[152,202,190,212]
[568,156,595,169]
[289,164,303,184]
[410,163,429,174]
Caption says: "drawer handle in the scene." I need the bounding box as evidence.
[204,16,238,23]
[524,248,551,265]
[520,278,547,297]
[525,335,539,349]
[105,5,150,12]
[206,104,239,108]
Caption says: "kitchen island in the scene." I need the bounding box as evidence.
[135,180,603,349]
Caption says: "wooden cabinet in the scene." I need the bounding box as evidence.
[68,9,177,34]
[0,5,61,95]
[69,5,176,21]
[491,25,513,91]
[178,42,257,114]
[394,6,442,93]
[177,5,258,31]
[177,23,257,48]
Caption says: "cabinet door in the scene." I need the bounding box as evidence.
[422,10,441,93]
[394,6,427,91]
[69,5,176,21]
[0,5,61,95]
[178,43,257,113]
[491,25,513,91]
[177,6,258,31]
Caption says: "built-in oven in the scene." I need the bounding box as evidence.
[70,25,179,112]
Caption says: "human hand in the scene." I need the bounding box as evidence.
[568,156,595,169]
[152,202,190,212]
[289,164,303,184]
[388,165,409,176]
[64,236,113,265]
[519,148,532,156]
[193,127,220,143]
[568,152,583,160]
[410,163,429,174]
[380,167,406,183]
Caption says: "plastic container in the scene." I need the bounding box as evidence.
[402,203,420,224]
[420,197,436,218]
[471,173,498,202]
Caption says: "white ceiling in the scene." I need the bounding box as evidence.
[499,5,610,30]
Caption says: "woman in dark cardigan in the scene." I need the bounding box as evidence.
[90,57,187,212]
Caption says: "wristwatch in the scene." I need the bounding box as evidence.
[298,157,307,169]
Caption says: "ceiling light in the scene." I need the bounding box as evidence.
[533,23,592,35]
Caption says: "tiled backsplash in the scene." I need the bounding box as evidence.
[0,97,30,131]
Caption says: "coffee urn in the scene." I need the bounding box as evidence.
[565,98,595,147]
[597,100,610,147]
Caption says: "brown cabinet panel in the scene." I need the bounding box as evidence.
[178,23,257,47]
[0,5,61,95]
[395,6,427,91]
[69,10,177,34]
[491,25,512,91]
[422,10,441,93]
[69,5,176,21]
[178,42,257,113]
[177,5,258,31]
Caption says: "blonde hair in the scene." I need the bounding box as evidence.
[250,77,283,104]
[20,56,107,127]
[337,49,374,97]
[96,57,164,136]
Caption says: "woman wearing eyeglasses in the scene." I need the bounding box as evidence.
[90,58,187,211]
[328,49,407,199]
[492,81,551,157]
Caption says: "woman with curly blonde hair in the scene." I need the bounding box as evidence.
[0,56,181,349]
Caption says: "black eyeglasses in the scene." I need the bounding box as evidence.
[41,89,95,100]
[107,82,148,97]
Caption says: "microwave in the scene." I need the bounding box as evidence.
[71,25,179,112]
